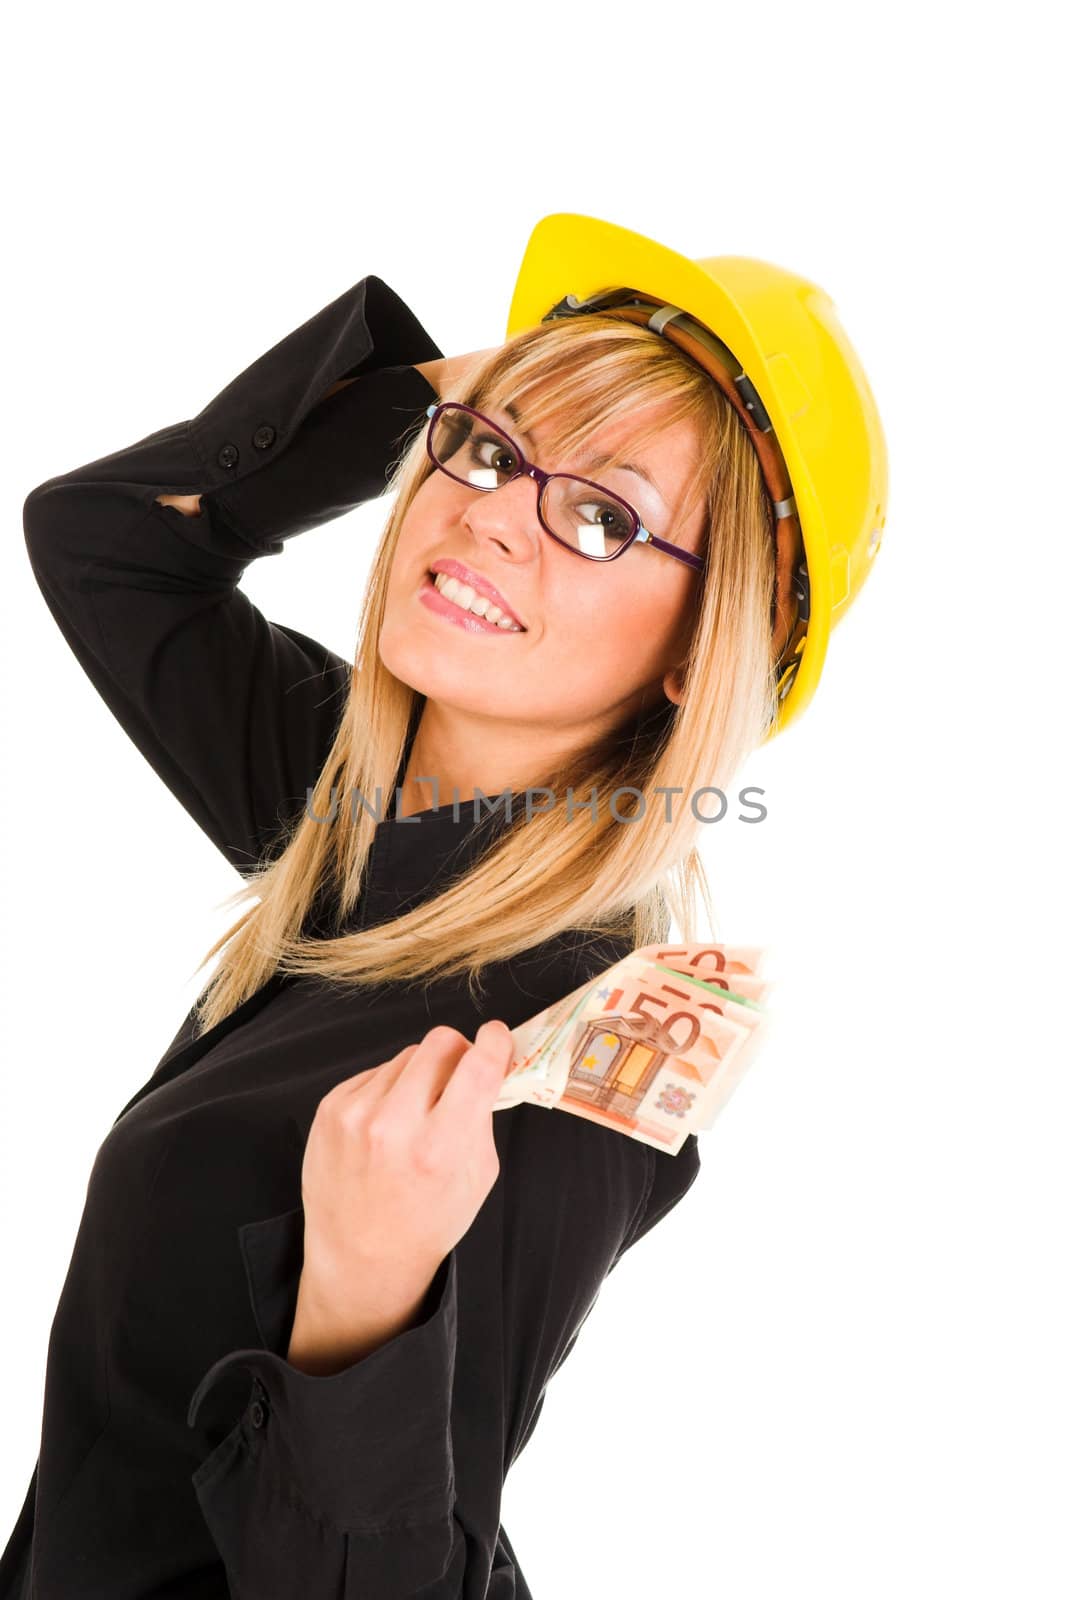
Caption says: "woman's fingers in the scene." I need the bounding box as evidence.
[331,1043,421,1109]
[377,1026,475,1123]
[329,1020,513,1134]
[432,1020,514,1126]
[154,491,202,517]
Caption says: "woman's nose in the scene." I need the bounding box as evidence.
[460,473,542,559]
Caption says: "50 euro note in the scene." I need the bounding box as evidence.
[495,942,774,1154]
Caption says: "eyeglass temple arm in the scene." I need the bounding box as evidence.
[637,526,705,571]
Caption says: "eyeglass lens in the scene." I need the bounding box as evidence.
[429,407,637,559]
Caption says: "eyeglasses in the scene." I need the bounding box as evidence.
[423,402,706,572]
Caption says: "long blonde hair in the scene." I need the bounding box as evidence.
[190,312,780,1036]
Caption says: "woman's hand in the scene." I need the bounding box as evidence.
[155,492,202,517]
[287,1021,514,1373]
[410,347,501,397]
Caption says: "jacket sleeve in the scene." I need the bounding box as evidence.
[21,274,443,879]
[187,1206,464,1596]
[183,1127,698,1598]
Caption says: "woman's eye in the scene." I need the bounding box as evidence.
[576,499,624,529]
[471,433,516,474]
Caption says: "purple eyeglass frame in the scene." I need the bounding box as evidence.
[424,401,706,572]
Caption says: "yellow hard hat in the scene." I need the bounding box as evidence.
[505,212,889,739]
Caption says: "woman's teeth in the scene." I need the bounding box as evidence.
[431,572,524,630]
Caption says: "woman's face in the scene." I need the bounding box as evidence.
[378,394,707,788]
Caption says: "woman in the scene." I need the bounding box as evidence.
[0,216,887,1597]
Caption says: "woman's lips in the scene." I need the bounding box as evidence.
[418,572,527,636]
[429,557,525,627]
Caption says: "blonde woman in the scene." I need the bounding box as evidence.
[0,216,886,1598]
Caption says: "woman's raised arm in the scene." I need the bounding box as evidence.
[22,275,445,879]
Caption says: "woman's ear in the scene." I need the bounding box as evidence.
[662,663,687,707]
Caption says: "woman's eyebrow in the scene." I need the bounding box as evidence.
[501,401,665,500]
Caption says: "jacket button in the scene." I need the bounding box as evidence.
[252,424,276,450]
[217,443,239,470]
[249,1398,267,1429]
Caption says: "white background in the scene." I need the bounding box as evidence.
[2,3,1062,1595]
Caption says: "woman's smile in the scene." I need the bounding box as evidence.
[418,570,529,636]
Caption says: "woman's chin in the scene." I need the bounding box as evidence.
[377,633,463,702]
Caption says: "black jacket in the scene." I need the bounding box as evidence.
[0,274,702,1599]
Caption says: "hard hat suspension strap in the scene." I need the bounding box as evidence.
[541,289,810,702]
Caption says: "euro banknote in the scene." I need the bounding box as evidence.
[496,942,773,1154]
